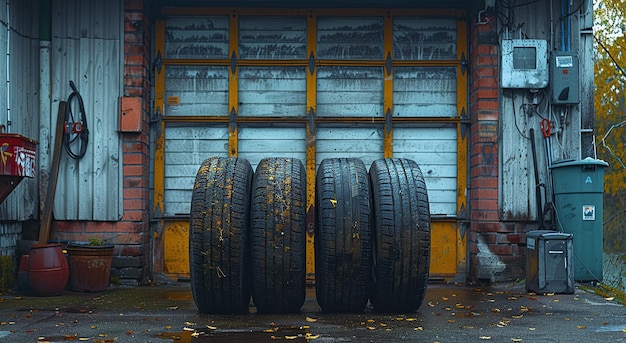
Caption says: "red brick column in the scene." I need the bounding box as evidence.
[117,0,152,284]
[468,15,506,282]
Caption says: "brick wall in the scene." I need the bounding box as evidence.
[117,0,152,284]
[50,0,152,286]
[468,14,526,282]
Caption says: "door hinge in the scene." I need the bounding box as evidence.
[153,50,162,74]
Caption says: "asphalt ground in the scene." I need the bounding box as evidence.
[1,281,625,343]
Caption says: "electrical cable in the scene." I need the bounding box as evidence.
[511,92,530,140]
[63,80,89,160]
[499,0,541,9]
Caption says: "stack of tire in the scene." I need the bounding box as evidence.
[189,156,430,314]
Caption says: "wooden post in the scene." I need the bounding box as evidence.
[39,101,67,244]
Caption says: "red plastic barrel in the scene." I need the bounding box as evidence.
[27,243,69,296]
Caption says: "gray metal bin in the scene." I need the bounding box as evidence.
[526,230,574,294]
[550,157,608,282]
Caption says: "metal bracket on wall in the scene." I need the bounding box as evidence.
[309,52,315,75]
[460,52,468,75]
[153,51,162,74]
[230,51,237,74]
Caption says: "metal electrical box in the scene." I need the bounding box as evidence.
[501,39,549,89]
[526,230,574,294]
[550,51,579,104]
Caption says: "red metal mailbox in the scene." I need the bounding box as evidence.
[0,133,37,204]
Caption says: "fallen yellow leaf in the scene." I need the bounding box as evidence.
[285,335,298,339]
[305,333,320,339]
[207,325,217,330]
[306,317,318,322]
[605,297,615,301]
[414,327,424,331]
[366,326,376,330]
[577,325,587,329]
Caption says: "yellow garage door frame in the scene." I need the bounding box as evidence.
[153,7,468,281]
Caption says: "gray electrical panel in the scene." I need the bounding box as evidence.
[550,51,579,104]
[501,39,549,89]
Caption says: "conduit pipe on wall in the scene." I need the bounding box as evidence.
[39,0,52,214]
[5,0,10,132]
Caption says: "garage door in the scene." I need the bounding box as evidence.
[153,8,467,280]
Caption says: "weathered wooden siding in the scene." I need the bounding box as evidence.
[316,126,384,168]
[163,125,229,216]
[164,66,229,116]
[49,0,123,220]
[394,126,457,216]
[239,126,307,169]
[239,67,307,117]
[393,67,457,117]
[0,0,40,222]
[499,0,591,221]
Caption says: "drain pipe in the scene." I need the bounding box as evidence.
[39,0,52,215]
[5,0,10,132]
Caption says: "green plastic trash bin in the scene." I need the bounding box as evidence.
[550,157,608,282]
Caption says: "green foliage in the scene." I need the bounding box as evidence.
[0,256,15,292]
[88,237,106,246]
